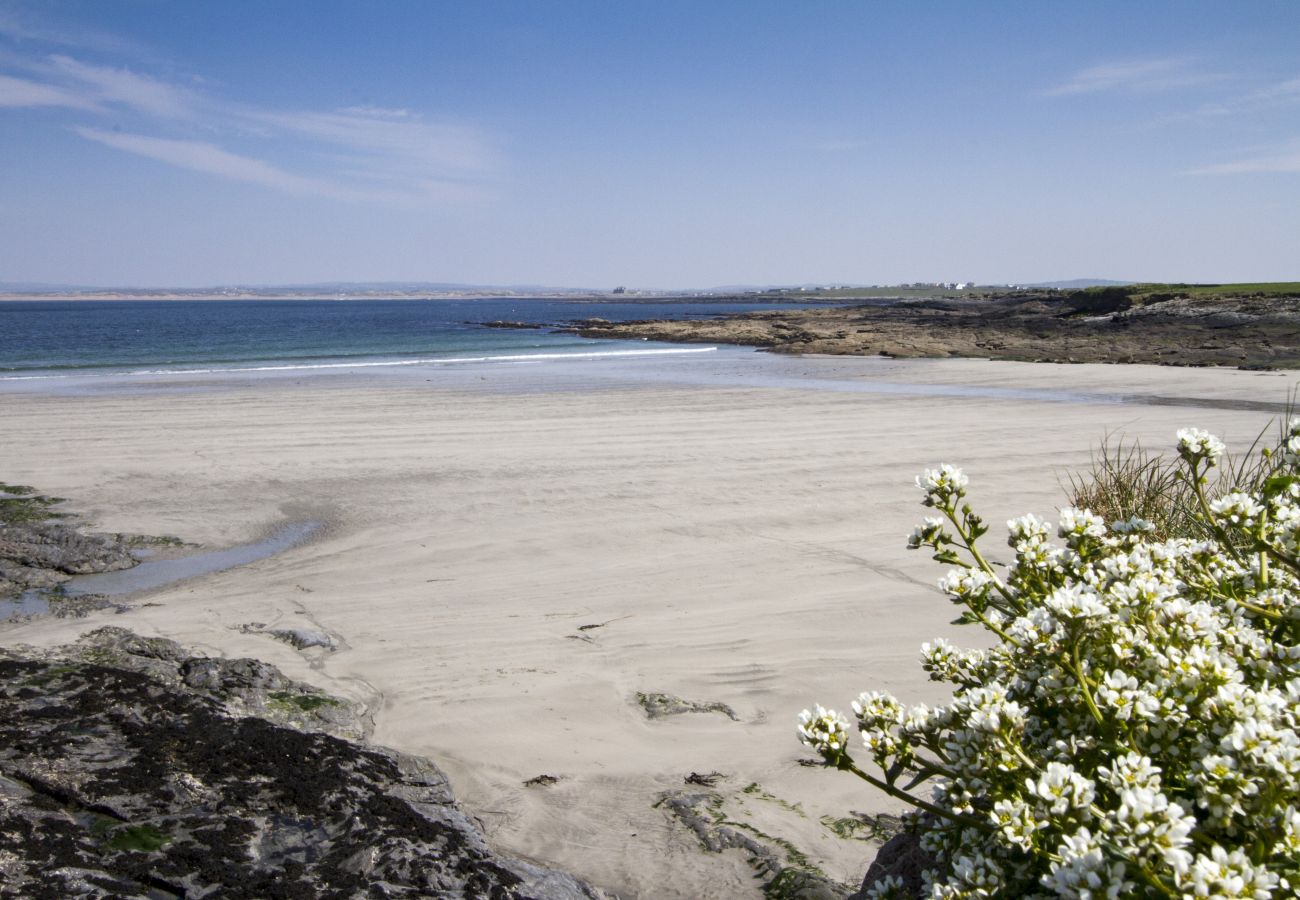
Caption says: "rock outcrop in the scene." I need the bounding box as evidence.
[0,629,602,898]
[0,519,138,598]
[563,291,1300,369]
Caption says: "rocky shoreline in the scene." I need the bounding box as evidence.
[0,627,603,899]
[0,489,605,897]
[562,290,1300,369]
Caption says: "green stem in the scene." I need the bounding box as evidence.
[1071,641,1106,726]
[940,505,1027,617]
[835,755,994,834]
[972,608,1023,647]
[1189,466,1247,563]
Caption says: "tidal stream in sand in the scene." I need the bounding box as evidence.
[0,520,322,621]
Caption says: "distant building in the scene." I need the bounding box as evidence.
[612,286,627,294]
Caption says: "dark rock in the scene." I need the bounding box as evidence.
[35,626,368,741]
[0,634,604,899]
[0,520,138,598]
[849,816,937,900]
[565,291,1300,370]
[477,320,546,329]
[268,627,336,650]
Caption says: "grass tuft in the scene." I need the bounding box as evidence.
[1064,413,1291,542]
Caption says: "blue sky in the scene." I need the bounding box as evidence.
[1,1,1297,288]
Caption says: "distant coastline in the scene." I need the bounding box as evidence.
[0,289,845,303]
[0,280,1117,303]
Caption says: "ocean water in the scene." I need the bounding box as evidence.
[0,297,815,379]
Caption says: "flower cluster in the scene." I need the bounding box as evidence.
[801,422,1300,898]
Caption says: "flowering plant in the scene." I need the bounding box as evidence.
[801,423,1300,898]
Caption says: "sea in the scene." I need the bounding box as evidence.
[0,297,815,380]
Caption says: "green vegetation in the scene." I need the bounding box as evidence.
[819,812,905,843]
[268,691,339,712]
[1065,417,1287,541]
[741,782,806,817]
[1130,281,1300,300]
[803,420,1300,896]
[0,482,66,525]
[106,824,170,853]
[1076,280,1300,306]
[695,795,826,896]
[635,691,738,720]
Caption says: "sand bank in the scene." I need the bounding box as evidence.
[0,351,1293,896]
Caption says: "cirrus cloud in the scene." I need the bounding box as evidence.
[0,36,499,206]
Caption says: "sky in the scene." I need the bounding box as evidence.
[0,1,1297,289]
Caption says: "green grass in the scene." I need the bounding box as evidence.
[1143,282,1300,298]
[1065,417,1288,541]
[1079,281,1300,304]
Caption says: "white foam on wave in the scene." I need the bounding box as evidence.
[0,346,719,381]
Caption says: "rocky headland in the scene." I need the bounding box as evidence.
[563,287,1300,369]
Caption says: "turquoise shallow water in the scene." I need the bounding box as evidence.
[0,297,814,378]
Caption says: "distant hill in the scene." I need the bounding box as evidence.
[254,281,601,294]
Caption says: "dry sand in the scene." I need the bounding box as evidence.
[1,351,1294,897]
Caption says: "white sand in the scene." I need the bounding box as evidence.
[1,351,1293,896]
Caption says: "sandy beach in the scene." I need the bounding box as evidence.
[1,350,1294,897]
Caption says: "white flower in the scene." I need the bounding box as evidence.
[917,464,968,506]
[908,516,949,549]
[1058,507,1108,542]
[1043,583,1109,620]
[797,705,851,755]
[862,874,910,899]
[804,423,1300,897]
[938,567,1000,601]
[1030,762,1096,816]
[1209,492,1265,528]
[1008,513,1051,541]
[1187,845,1278,899]
[1110,515,1155,535]
[1176,427,1226,465]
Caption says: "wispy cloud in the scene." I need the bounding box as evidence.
[0,39,498,205]
[0,8,145,55]
[1172,75,1300,121]
[1044,57,1229,97]
[0,72,101,109]
[49,54,194,117]
[1185,140,1300,175]
[72,126,427,202]
[239,107,495,177]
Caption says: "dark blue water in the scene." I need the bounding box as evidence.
[0,298,821,377]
